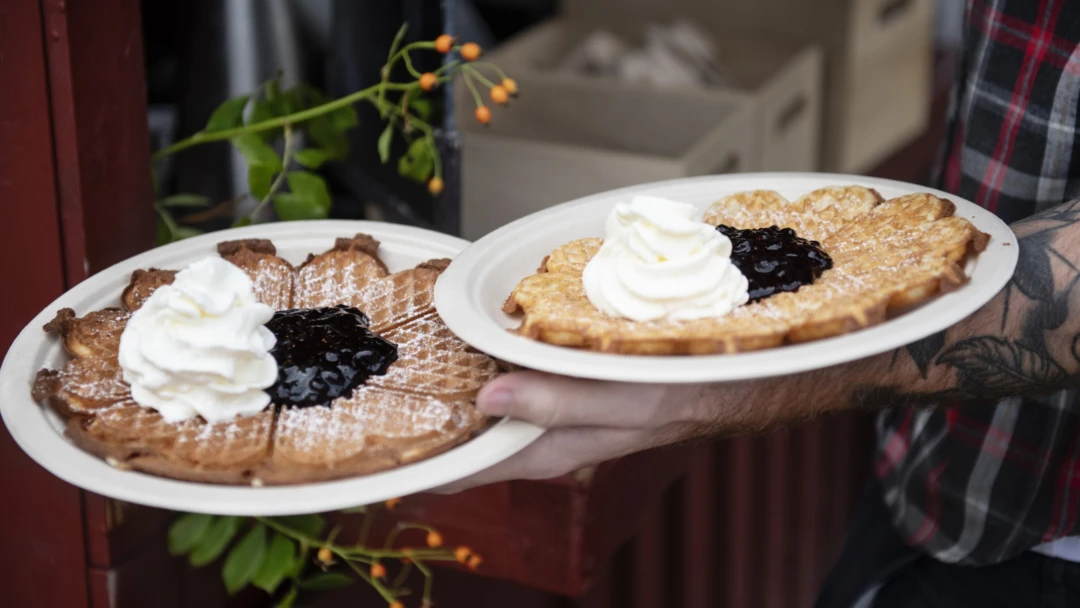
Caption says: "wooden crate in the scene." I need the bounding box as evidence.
[454,75,756,241]
[557,0,934,173]
[477,17,823,174]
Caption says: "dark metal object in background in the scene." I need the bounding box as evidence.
[326,0,453,232]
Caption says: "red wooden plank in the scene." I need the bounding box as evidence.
[764,431,791,608]
[633,506,664,608]
[683,448,715,608]
[41,0,155,284]
[724,437,755,607]
[797,421,825,607]
[0,1,89,607]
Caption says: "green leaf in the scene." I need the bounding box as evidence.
[155,215,173,246]
[271,85,303,118]
[248,165,276,201]
[377,124,393,164]
[189,516,242,567]
[251,534,297,594]
[206,95,250,132]
[409,97,433,122]
[274,587,299,608]
[169,513,214,556]
[286,171,331,212]
[397,138,433,183]
[298,83,329,107]
[298,572,354,590]
[248,100,275,125]
[329,105,359,132]
[231,134,283,172]
[160,193,210,208]
[222,523,267,595]
[173,226,204,240]
[266,77,282,105]
[233,216,253,228]
[270,515,326,538]
[273,193,328,221]
[294,148,332,170]
[307,116,349,160]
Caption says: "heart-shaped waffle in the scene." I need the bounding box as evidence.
[503,186,990,355]
[32,234,498,485]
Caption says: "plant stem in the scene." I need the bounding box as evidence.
[247,124,294,221]
[463,70,484,108]
[464,64,497,88]
[401,51,424,79]
[426,135,442,179]
[414,560,434,605]
[340,557,396,603]
[471,61,510,82]
[153,81,414,161]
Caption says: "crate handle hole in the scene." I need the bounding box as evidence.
[776,94,808,133]
[879,0,913,26]
[714,153,741,174]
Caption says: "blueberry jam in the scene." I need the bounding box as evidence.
[716,224,833,302]
[265,305,397,408]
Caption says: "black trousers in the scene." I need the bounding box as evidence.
[813,477,1080,608]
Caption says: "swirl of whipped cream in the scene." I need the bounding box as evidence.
[117,256,278,423]
[581,194,749,322]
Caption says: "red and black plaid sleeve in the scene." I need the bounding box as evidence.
[875,0,1080,566]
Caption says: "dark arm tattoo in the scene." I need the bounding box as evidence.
[854,200,1080,409]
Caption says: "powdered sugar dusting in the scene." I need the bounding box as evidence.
[275,387,462,457]
[509,190,981,353]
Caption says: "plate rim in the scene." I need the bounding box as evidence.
[434,172,1020,383]
[0,219,544,516]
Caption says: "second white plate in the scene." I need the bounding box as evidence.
[435,173,1019,384]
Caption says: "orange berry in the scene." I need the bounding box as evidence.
[460,42,481,61]
[426,531,443,548]
[467,554,483,570]
[385,497,402,510]
[434,34,454,54]
[390,602,405,608]
[490,85,509,105]
[371,563,387,578]
[501,78,518,95]
[317,547,333,564]
[453,546,472,563]
[474,106,491,125]
[401,557,413,565]
[419,72,438,92]
[427,177,444,195]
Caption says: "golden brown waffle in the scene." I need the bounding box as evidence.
[32,233,496,485]
[504,187,990,355]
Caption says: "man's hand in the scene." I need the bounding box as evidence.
[435,371,769,493]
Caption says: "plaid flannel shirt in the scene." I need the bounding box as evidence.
[874,0,1080,566]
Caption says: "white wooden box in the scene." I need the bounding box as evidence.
[454,77,756,241]
[479,18,823,173]
[557,0,934,173]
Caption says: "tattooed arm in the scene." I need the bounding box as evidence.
[437,201,1080,490]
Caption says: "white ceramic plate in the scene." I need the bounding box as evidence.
[0,220,544,516]
[435,173,1019,383]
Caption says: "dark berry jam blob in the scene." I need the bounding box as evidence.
[715,224,833,302]
[265,305,397,408]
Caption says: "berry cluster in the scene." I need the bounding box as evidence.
[715,224,834,301]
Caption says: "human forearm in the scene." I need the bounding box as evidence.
[706,199,1080,434]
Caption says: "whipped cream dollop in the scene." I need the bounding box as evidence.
[117,257,278,423]
[581,195,749,322]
